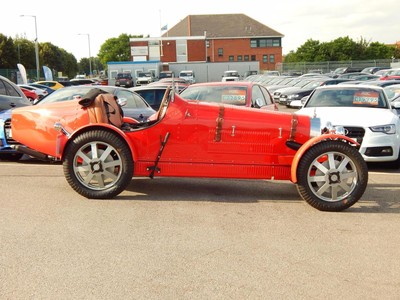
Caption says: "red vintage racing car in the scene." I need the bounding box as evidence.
[10,87,368,211]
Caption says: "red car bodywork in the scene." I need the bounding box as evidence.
[20,87,38,102]
[12,94,309,178]
[11,89,367,211]
[180,81,279,111]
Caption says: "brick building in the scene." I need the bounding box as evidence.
[129,14,284,72]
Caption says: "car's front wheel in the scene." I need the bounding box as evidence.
[296,140,368,211]
[63,130,133,199]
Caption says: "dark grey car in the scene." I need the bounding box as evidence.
[0,75,32,112]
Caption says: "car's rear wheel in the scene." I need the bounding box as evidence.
[63,130,133,199]
[296,140,368,211]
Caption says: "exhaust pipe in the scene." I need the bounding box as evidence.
[12,145,52,161]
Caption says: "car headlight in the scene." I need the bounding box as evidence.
[369,124,396,134]
[288,94,299,99]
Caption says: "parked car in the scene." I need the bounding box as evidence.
[0,109,24,161]
[243,70,258,78]
[0,75,32,112]
[11,87,368,211]
[130,85,169,110]
[0,75,32,160]
[18,84,48,99]
[337,72,369,79]
[297,85,400,166]
[279,78,351,108]
[374,69,393,77]
[350,74,381,81]
[273,79,314,104]
[283,78,354,108]
[36,85,156,122]
[20,87,38,102]
[1,108,29,161]
[265,76,297,93]
[135,72,154,86]
[115,73,134,88]
[221,70,240,81]
[179,70,196,84]
[391,93,400,115]
[346,79,400,88]
[28,83,55,94]
[179,81,278,111]
[380,69,400,81]
[69,79,98,86]
[147,78,190,93]
[383,84,400,101]
[331,67,364,77]
[158,71,174,80]
[361,67,390,74]
[34,80,65,90]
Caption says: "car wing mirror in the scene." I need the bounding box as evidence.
[255,98,264,108]
[117,98,127,107]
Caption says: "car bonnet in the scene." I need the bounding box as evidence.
[297,106,398,127]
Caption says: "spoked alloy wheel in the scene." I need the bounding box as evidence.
[297,140,368,211]
[63,130,133,199]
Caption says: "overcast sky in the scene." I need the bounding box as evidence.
[1,0,398,61]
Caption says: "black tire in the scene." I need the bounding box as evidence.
[296,140,368,211]
[63,130,133,199]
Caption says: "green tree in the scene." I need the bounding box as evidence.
[98,33,143,66]
[295,39,321,62]
[284,36,397,63]
[364,42,395,59]
[0,34,17,68]
[15,37,35,67]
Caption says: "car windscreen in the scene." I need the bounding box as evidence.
[37,87,114,104]
[181,86,247,105]
[306,88,388,109]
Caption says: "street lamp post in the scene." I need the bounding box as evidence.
[78,33,92,77]
[20,15,40,80]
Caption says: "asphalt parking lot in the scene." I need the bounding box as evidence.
[1,156,399,299]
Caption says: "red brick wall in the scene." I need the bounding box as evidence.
[208,39,281,70]
[160,40,176,62]
[130,38,282,71]
[187,40,207,61]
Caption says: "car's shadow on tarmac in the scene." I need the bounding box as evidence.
[123,177,301,204]
[10,156,400,213]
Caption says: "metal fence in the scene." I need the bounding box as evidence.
[275,59,399,75]
[0,68,39,82]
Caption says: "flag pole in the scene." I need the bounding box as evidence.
[159,10,163,57]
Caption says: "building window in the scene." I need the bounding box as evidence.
[250,38,281,48]
[263,55,268,63]
[229,55,234,61]
[237,55,242,61]
[206,40,210,48]
[270,54,275,63]
[218,48,223,56]
[251,55,256,61]
[244,55,249,61]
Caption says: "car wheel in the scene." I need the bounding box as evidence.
[296,140,368,211]
[63,130,133,199]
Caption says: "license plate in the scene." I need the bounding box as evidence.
[5,128,12,138]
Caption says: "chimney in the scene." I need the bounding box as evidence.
[188,15,191,36]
